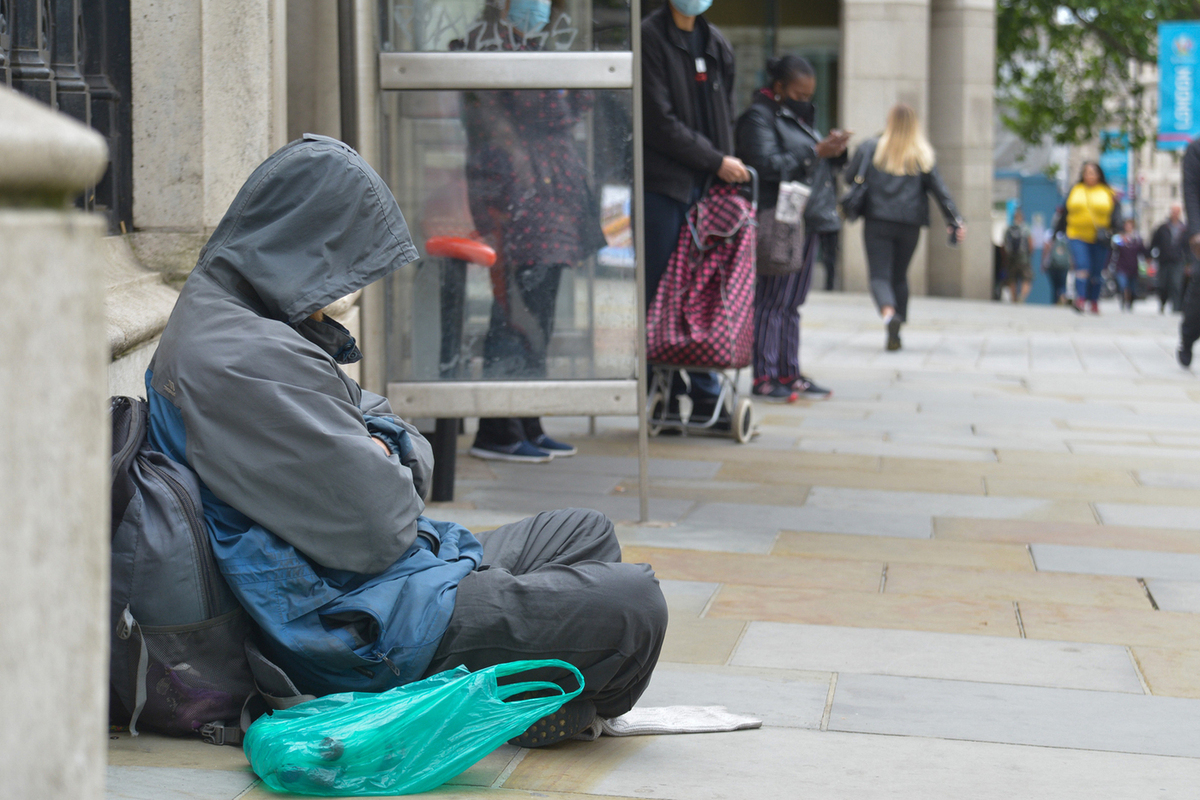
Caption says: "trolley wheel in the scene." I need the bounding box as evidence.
[647,391,666,437]
[733,397,754,444]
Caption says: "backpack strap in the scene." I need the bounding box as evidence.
[200,639,316,746]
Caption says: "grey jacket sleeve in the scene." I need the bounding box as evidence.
[358,388,434,502]
[184,341,426,575]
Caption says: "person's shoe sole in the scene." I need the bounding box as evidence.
[468,446,553,464]
[1179,346,1194,368]
[509,700,597,748]
[752,391,797,404]
[886,316,902,351]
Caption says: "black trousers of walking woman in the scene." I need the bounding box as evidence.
[863,219,922,321]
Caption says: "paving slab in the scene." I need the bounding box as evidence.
[1144,578,1200,612]
[1138,469,1200,489]
[460,489,695,524]
[107,732,251,771]
[689,499,938,539]
[772,530,1033,570]
[884,562,1151,609]
[658,616,747,665]
[636,663,829,729]
[622,546,883,593]
[615,522,781,554]
[804,486,1050,519]
[1131,646,1200,699]
[493,455,723,480]
[708,584,1019,637]
[507,726,1200,800]
[1031,544,1200,581]
[656,579,720,618]
[731,621,1144,692]
[1019,602,1200,648]
[1096,502,1200,531]
[934,516,1200,553]
[828,673,1200,758]
[106,766,256,800]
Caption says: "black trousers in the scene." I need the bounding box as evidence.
[423,509,667,718]
[863,219,922,321]
[1182,268,1200,350]
[476,263,565,446]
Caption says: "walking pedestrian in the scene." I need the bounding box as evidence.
[1042,231,1073,305]
[1003,208,1034,303]
[642,0,750,418]
[735,54,847,401]
[1178,138,1200,366]
[1110,218,1148,312]
[1150,204,1187,313]
[1055,162,1121,315]
[844,104,964,351]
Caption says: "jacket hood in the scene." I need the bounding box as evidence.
[195,134,419,324]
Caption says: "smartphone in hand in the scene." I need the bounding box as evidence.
[948,226,960,247]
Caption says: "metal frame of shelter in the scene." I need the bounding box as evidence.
[339,0,651,521]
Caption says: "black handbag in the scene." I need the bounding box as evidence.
[803,158,841,234]
[840,142,875,222]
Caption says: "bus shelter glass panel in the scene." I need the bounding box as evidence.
[380,87,636,385]
[381,0,631,53]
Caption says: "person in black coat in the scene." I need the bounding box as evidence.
[1178,139,1200,366]
[641,0,749,405]
[1151,204,1187,313]
[845,104,964,351]
[735,54,848,401]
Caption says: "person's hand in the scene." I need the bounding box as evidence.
[1190,232,1200,259]
[717,156,751,183]
[815,132,847,159]
[951,224,967,243]
[371,436,392,456]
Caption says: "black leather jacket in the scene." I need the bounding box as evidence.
[734,92,845,217]
[1183,138,1200,240]
[845,138,961,228]
[641,6,736,204]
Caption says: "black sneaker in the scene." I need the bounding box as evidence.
[469,440,553,463]
[752,380,798,403]
[794,375,832,399]
[886,316,902,351]
[530,434,577,457]
[1179,344,1194,368]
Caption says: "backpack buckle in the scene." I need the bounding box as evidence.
[200,722,227,746]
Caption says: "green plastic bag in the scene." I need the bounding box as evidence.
[244,659,583,796]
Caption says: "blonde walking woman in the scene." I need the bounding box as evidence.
[844,104,965,350]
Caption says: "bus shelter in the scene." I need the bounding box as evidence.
[345,0,651,517]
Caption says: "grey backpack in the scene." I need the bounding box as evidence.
[109,396,258,740]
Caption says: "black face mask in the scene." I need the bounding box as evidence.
[786,99,815,126]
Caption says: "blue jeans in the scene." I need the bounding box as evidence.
[1067,239,1110,303]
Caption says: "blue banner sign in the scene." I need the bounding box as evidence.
[1159,22,1200,150]
[1099,130,1130,199]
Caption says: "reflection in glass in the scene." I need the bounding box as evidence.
[381,0,632,53]
[381,88,635,385]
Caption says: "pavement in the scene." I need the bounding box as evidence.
[108,291,1200,799]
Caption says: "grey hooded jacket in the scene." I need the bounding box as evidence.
[144,135,483,693]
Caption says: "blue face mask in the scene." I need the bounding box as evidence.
[509,0,551,32]
[670,0,713,16]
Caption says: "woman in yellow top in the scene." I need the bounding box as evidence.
[1057,162,1121,314]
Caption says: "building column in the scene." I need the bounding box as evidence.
[927,0,994,299]
[131,0,287,232]
[0,85,110,800]
[839,0,931,298]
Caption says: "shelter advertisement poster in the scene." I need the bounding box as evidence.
[1159,22,1200,150]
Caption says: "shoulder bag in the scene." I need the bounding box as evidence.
[840,142,874,222]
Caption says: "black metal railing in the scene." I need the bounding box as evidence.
[3,0,131,232]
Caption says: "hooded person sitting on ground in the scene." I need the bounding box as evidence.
[144,134,667,746]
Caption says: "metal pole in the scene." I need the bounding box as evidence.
[631,0,650,523]
[348,0,388,396]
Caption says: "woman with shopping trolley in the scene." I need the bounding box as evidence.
[736,55,848,401]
